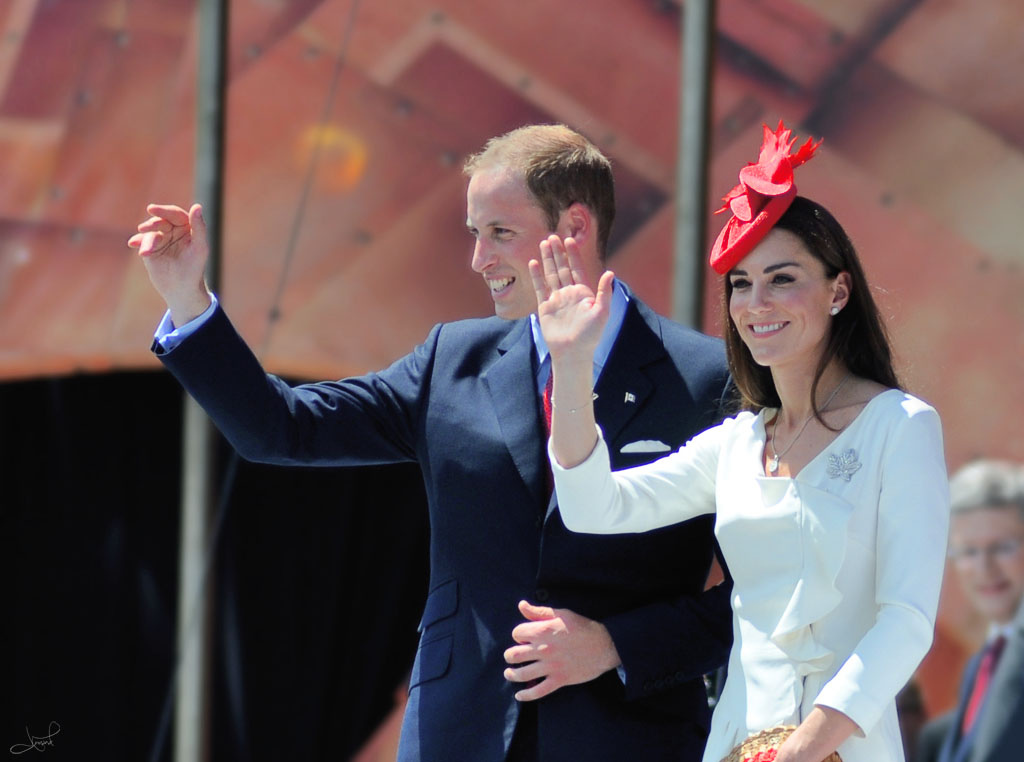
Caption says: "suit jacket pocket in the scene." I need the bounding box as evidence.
[418,578,458,631]
[409,634,454,689]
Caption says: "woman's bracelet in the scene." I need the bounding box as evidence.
[550,392,599,414]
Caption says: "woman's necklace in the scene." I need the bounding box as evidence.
[768,374,850,475]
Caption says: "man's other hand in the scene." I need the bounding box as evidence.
[503,599,621,701]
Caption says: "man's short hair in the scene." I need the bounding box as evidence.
[949,459,1024,520]
[464,124,616,258]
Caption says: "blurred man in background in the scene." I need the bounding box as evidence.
[920,459,1024,762]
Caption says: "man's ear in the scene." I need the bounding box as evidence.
[558,202,591,244]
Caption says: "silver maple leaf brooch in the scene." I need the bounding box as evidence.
[826,449,862,482]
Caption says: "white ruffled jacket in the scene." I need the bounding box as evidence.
[553,390,949,762]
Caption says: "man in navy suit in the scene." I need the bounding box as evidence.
[927,460,1024,762]
[131,124,732,761]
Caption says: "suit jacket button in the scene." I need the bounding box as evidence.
[534,588,550,602]
[535,515,543,528]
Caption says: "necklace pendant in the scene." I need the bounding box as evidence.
[768,455,780,474]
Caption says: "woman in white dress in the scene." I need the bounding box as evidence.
[528,124,949,762]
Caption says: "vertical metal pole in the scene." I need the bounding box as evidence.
[174,406,217,762]
[174,1,228,761]
[672,0,716,328]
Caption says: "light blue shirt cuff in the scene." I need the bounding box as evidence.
[153,294,218,352]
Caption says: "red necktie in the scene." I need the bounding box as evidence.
[543,372,554,434]
[542,372,554,496]
[961,634,1007,735]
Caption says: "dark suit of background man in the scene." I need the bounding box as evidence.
[924,460,1024,762]
[130,124,733,762]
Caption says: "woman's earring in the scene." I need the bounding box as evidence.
[830,306,840,316]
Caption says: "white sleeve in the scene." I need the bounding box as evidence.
[551,419,732,535]
[814,403,949,734]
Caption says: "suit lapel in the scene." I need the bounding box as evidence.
[592,298,664,452]
[482,319,547,505]
[941,651,981,762]
[545,299,665,520]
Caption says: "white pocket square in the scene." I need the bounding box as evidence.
[620,440,672,454]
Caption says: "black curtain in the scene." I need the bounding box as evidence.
[2,370,429,760]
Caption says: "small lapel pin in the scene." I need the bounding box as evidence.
[624,392,636,404]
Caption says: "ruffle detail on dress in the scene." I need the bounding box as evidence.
[761,479,853,670]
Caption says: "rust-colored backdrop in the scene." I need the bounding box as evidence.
[2,0,1022,757]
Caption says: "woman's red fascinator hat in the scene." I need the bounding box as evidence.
[709,121,822,275]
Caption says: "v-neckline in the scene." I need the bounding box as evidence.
[758,388,902,480]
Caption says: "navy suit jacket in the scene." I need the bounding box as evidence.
[157,287,733,761]
[914,711,953,762]
[937,609,1024,762]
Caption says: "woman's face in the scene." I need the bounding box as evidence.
[728,228,849,372]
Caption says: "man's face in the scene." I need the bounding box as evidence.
[949,504,1024,624]
[466,167,556,320]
